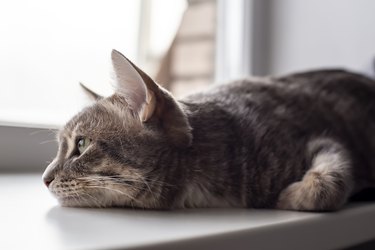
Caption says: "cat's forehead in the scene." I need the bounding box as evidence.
[58,118,86,141]
[59,97,141,140]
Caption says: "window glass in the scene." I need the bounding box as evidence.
[0,0,186,127]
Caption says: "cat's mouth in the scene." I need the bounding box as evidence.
[46,175,144,208]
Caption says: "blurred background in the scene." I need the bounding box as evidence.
[0,0,375,127]
[1,3,375,249]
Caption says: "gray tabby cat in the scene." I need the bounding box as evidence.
[43,50,375,211]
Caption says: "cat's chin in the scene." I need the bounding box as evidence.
[57,196,103,208]
[56,195,133,208]
[57,196,158,209]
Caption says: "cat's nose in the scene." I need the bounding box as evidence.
[43,160,58,188]
[43,175,55,188]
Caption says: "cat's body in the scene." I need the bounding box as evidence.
[43,50,375,211]
[178,70,375,209]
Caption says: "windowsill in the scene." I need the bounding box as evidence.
[0,125,58,172]
[0,119,60,130]
[2,173,375,250]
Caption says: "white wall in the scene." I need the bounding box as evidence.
[259,0,375,77]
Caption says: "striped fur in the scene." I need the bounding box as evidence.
[43,51,375,211]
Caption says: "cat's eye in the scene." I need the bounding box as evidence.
[77,137,91,154]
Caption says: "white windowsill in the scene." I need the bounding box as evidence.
[0,124,58,172]
[0,119,60,130]
[1,173,375,250]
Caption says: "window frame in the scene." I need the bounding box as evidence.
[215,0,270,82]
[0,1,187,173]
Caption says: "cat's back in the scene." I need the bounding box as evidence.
[181,69,375,151]
[182,69,375,124]
[183,69,375,106]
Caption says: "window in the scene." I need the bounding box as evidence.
[0,0,220,172]
[0,0,248,172]
[0,0,186,127]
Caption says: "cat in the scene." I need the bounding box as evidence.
[42,49,375,211]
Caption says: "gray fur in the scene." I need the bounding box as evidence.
[43,53,375,211]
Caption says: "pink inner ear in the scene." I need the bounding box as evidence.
[111,50,147,113]
[140,90,156,122]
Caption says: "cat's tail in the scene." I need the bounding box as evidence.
[276,138,353,211]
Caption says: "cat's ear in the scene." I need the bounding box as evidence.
[111,49,192,147]
[111,50,155,121]
[79,82,103,101]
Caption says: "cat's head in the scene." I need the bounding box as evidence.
[42,50,192,208]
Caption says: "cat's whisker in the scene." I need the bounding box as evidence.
[144,177,174,187]
[96,174,168,187]
[78,176,150,186]
[128,175,159,207]
[40,139,58,145]
[79,175,173,206]
[133,175,156,200]
[29,129,51,136]
[75,175,167,207]
[70,190,84,206]
[70,193,82,207]
[72,189,89,207]
[81,190,103,208]
[87,176,155,195]
[131,173,153,189]
[119,138,126,155]
[140,176,174,189]
[85,185,136,201]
